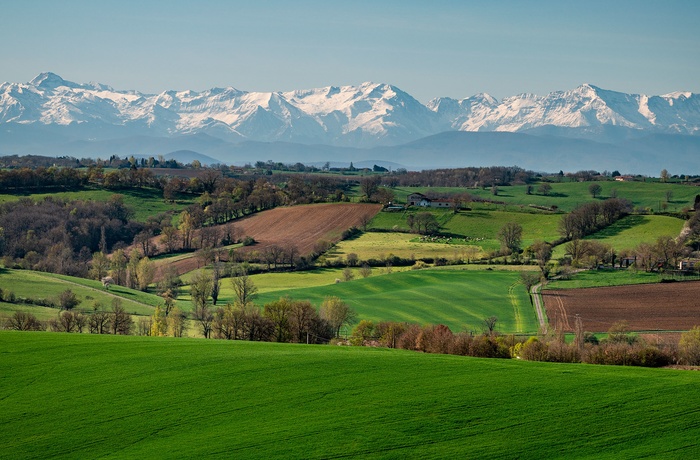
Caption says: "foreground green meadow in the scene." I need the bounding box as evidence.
[1,332,699,459]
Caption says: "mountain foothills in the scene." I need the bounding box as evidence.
[1,72,699,174]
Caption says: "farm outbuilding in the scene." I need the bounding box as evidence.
[407,192,453,208]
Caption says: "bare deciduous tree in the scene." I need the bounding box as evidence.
[230,265,258,306]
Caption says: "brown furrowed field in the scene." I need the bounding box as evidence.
[155,203,381,276]
[543,281,700,332]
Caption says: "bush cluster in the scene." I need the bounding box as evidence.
[348,321,512,359]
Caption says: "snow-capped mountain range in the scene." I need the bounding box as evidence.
[1,72,699,174]
[1,72,698,147]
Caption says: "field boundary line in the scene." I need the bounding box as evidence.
[509,281,523,333]
[531,283,547,333]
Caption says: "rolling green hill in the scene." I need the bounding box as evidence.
[552,214,686,259]
[0,268,160,317]
[370,209,562,252]
[2,332,699,459]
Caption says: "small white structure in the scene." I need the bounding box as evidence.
[101,276,115,289]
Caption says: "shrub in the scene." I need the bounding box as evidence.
[679,326,700,365]
[411,260,427,270]
[58,289,80,310]
[4,311,44,331]
[397,324,422,351]
[349,320,376,346]
[416,325,454,354]
[345,253,359,267]
[449,332,473,356]
[516,337,549,361]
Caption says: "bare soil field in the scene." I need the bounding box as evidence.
[155,203,381,277]
[543,281,700,332]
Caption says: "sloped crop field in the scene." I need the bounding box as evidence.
[233,203,381,254]
[543,281,700,332]
[161,203,381,276]
[2,333,700,459]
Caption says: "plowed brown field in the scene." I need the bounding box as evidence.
[543,281,700,332]
[156,203,381,277]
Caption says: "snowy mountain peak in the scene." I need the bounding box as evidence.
[662,91,694,100]
[29,72,77,90]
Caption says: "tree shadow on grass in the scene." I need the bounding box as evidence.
[588,215,647,240]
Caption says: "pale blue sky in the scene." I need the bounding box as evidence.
[2,0,698,102]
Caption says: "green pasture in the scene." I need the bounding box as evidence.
[545,269,663,290]
[0,268,159,316]
[391,180,698,213]
[371,209,562,252]
[0,187,194,222]
[2,332,700,459]
[177,266,408,313]
[0,301,57,322]
[552,214,686,259]
[249,267,412,294]
[583,215,685,249]
[253,268,538,334]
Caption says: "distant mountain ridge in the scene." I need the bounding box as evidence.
[1,72,698,145]
[1,73,699,174]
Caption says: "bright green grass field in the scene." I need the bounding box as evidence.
[0,268,159,316]
[545,269,663,290]
[0,187,195,222]
[2,333,699,459]
[371,209,562,252]
[253,268,538,334]
[552,214,686,259]
[391,180,698,213]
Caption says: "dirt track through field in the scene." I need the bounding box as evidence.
[543,281,700,332]
[156,203,382,277]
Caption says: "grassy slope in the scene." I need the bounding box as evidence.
[391,180,698,212]
[0,268,160,317]
[545,269,663,290]
[552,214,685,259]
[370,209,562,252]
[253,268,538,334]
[2,332,699,459]
[0,187,194,222]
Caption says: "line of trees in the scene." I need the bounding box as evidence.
[343,318,700,367]
[3,299,134,335]
[383,166,536,188]
[558,198,632,241]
